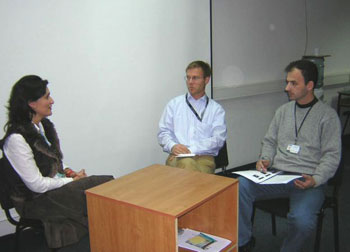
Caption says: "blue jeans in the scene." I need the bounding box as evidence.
[238,176,325,252]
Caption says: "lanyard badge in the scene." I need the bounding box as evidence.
[289,101,316,154]
[185,94,209,122]
[287,144,300,154]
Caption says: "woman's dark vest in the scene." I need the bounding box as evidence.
[0,118,64,202]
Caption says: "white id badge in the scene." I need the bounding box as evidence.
[287,144,300,154]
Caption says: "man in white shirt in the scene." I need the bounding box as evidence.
[158,61,227,173]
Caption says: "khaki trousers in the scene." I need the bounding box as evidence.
[166,154,215,174]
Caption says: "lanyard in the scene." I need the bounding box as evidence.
[294,102,314,144]
[185,94,209,122]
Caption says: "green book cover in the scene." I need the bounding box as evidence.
[186,232,217,250]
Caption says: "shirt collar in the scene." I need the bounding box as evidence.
[32,121,44,133]
[187,93,208,103]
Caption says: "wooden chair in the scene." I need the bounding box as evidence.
[0,157,47,252]
[252,157,344,252]
[214,141,229,175]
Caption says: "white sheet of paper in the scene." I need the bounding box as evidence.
[232,170,302,184]
[260,174,302,184]
[232,170,282,183]
[177,153,196,157]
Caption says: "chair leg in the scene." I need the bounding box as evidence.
[224,166,227,176]
[13,236,19,252]
[314,210,324,252]
[271,214,277,236]
[251,204,256,225]
[14,225,22,252]
[333,202,339,252]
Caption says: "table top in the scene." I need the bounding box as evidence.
[86,164,237,217]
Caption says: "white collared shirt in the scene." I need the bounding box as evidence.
[158,93,227,155]
[3,122,73,193]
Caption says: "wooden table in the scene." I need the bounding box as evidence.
[86,164,238,252]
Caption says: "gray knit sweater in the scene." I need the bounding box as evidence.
[260,100,341,186]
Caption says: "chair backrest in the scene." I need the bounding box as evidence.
[215,141,229,172]
[0,157,19,225]
[327,149,345,199]
[0,157,14,210]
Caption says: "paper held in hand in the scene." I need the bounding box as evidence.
[177,153,196,157]
[232,169,302,184]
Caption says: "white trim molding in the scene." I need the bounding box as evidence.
[214,72,350,101]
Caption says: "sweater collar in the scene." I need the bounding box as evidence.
[296,97,318,108]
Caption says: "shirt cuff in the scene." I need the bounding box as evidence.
[167,142,177,154]
[312,175,322,187]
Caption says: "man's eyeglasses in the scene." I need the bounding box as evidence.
[184,76,204,82]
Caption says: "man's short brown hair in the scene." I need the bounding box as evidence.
[186,61,211,78]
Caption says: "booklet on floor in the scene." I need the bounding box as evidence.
[178,228,231,252]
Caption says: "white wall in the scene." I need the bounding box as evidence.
[212,0,350,99]
[0,0,210,176]
[0,0,210,234]
[219,91,288,168]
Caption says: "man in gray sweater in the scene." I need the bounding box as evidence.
[238,60,342,252]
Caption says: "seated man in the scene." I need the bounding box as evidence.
[238,60,341,252]
[158,60,227,173]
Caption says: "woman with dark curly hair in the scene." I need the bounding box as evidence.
[0,75,113,249]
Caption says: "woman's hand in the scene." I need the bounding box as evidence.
[65,168,87,180]
[64,168,76,178]
[73,169,87,181]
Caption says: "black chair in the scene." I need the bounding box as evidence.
[342,111,350,136]
[0,157,47,252]
[252,157,344,252]
[214,141,229,175]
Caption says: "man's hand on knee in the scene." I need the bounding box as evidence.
[294,174,316,189]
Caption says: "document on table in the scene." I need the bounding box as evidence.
[178,228,231,252]
[232,170,302,184]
